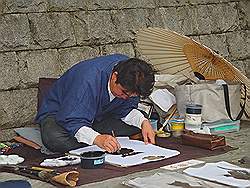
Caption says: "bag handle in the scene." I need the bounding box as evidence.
[222,84,246,121]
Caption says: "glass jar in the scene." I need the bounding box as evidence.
[185,104,202,130]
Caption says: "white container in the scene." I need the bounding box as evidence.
[185,104,202,130]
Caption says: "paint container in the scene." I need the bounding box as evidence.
[185,104,202,130]
[80,151,106,169]
[170,118,185,137]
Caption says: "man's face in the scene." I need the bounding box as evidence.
[110,72,138,100]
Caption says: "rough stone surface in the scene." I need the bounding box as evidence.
[47,0,156,11]
[0,89,37,129]
[157,0,237,7]
[2,0,48,13]
[17,49,61,85]
[238,0,250,30]
[159,2,239,35]
[0,128,17,142]
[72,11,116,45]
[58,46,99,73]
[227,30,249,60]
[232,58,250,78]
[196,3,239,34]
[0,52,19,90]
[0,14,31,51]
[110,9,164,42]
[99,43,135,57]
[28,12,76,49]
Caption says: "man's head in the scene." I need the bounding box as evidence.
[110,58,156,99]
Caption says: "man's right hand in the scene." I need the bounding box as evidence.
[93,134,121,153]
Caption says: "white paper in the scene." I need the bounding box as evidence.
[70,137,180,167]
[123,171,227,188]
[160,159,205,171]
[184,161,250,188]
[149,89,176,112]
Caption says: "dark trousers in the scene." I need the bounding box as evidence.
[40,116,140,153]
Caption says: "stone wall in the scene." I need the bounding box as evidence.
[0,0,249,130]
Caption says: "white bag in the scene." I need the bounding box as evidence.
[175,81,246,122]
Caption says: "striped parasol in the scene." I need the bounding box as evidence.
[136,27,250,117]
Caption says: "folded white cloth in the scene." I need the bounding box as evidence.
[0,155,24,165]
[40,155,81,167]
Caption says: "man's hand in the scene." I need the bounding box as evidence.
[141,119,156,144]
[93,134,121,153]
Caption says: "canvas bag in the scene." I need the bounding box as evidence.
[175,81,246,122]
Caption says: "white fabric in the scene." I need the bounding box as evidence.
[0,155,24,165]
[40,155,81,167]
[74,126,100,145]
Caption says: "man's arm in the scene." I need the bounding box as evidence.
[74,126,100,145]
[75,127,120,153]
[122,109,155,144]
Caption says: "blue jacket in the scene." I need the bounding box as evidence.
[35,54,139,135]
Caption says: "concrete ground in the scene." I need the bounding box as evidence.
[0,121,249,188]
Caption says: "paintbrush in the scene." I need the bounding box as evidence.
[112,130,121,154]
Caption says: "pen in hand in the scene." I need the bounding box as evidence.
[112,130,121,154]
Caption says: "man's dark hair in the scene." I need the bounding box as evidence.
[113,58,156,99]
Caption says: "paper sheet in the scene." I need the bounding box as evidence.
[123,171,227,188]
[184,161,250,188]
[160,159,205,170]
[70,137,180,167]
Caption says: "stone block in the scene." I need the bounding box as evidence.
[99,43,135,57]
[72,10,118,45]
[73,9,163,45]
[0,52,20,90]
[58,46,99,73]
[112,0,156,9]
[47,0,87,11]
[111,9,164,42]
[159,6,199,35]
[160,2,239,35]
[2,0,48,13]
[227,31,249,60]
[0,14,31,51]
[28,12,76,49]
[17,49,61,85]
[0,0,4,14]
[198,33,229,58]
[238,0,250,30]
[70,11,93,45]
[47,0,156,11]
[86,0,156,10]
[0,128,17,142]
[196,3,239,34]
[157,0,237,7]
[0,88,37,129]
